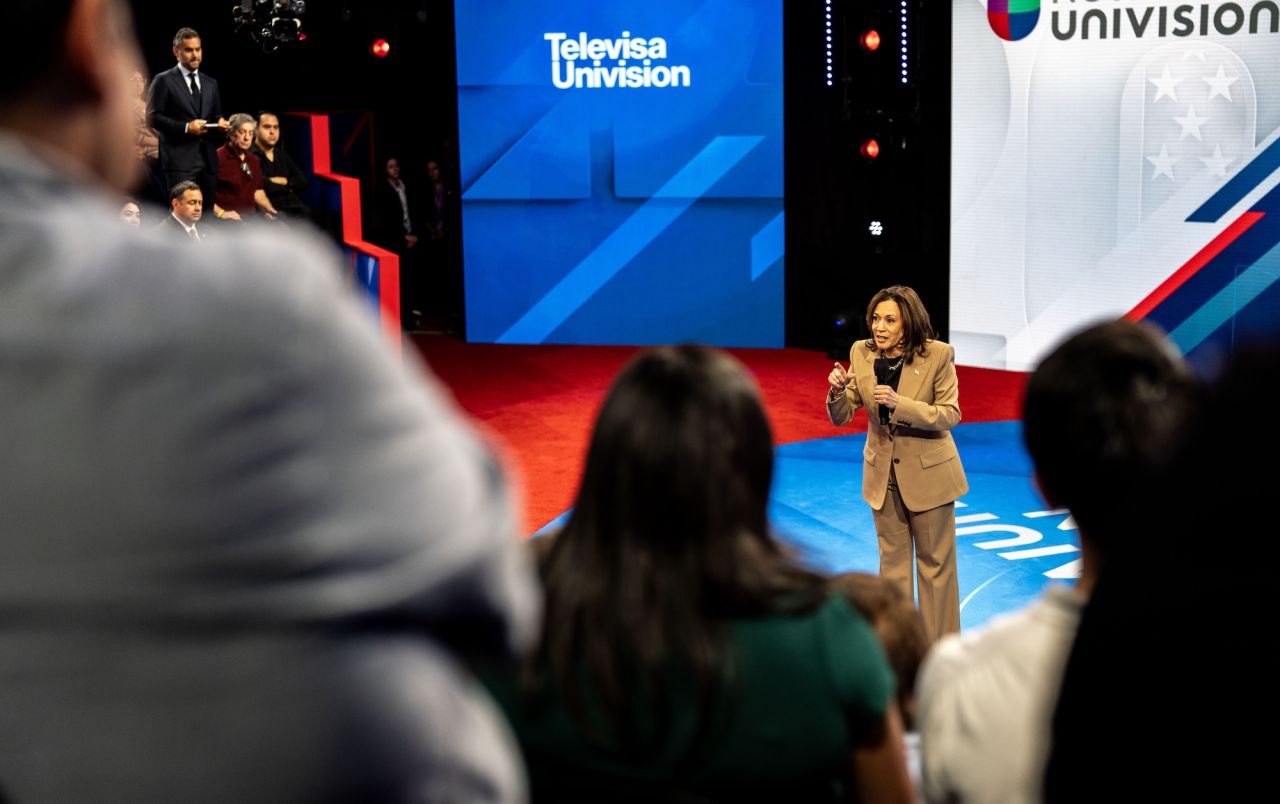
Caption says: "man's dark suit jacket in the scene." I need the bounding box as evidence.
[155,213,204,242]
[146,66,224,183]
[373,179,418,254]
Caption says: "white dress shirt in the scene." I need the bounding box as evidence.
[916,585,1086,804]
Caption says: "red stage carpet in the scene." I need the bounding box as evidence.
[410,335,1027,534]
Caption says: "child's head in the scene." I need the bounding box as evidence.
[831,572,929,730]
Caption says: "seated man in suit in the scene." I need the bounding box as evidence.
[156,180,205,241]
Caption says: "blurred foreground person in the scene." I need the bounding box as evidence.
[487,345,913,803]
[918,319,1198,804]
[0,1,537,801]
[831,572,930,800]
[1045,340,1275,802]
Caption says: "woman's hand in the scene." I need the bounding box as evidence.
[873,384,898,410]
[828,362,850,394]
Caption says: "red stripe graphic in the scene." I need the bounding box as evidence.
[301,113,402,355]
[1127,210,1265,321]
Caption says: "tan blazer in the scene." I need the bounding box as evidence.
[826,339,968,512]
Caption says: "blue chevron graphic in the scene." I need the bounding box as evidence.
[1147,132,1280,362]
[1187,136,1280,224]
[497,135,764,344]
[750,211,785,281]
[1169,239,1280,354]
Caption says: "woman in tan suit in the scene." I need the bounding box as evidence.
[825,286,967,641]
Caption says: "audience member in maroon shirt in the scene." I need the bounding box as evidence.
[213,113,278,221]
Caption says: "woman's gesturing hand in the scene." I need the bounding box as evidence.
[828,362,850,394]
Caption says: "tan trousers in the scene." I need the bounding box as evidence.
[872,468,960,642]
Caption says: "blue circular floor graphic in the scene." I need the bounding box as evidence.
[537,420,1073,631]
[770,420,1073,631]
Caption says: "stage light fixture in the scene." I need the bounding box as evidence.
[859,138,880,160]
[371,38,391,58]
[232,0,306,54]
[861,30,881,52]
[869,220,884,237]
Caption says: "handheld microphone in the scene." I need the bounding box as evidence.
[873,358,891,426]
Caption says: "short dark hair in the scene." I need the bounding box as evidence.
[1,1,75,102]
[863,285,937,363]
[172,27,200,49]
[169,180,201,200]
[1022,319,1199,546]
[830,572,929,730]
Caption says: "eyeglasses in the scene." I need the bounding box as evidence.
[239,160,253,178]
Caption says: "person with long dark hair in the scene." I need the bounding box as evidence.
[825,286,968,642]
[488,345,913,802]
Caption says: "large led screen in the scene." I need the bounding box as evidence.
[454,0,784,346]
[951,0,1280,371]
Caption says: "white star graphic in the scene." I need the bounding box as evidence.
[1199,145,1235,178]
[1150,65,1183,103]
[1173,104,1209,141]
[1203,63,1238,101]
[1147,145,1178,180]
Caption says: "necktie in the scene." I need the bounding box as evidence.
[188,72,201,107]
[189,226,200,242]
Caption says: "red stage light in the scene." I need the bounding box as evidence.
[371,38,391,58]
[861,30,881,52]
[860,138,880,159]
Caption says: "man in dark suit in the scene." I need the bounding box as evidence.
[373,156,425,329]
[146,27,228,205]
[155,179,206,242]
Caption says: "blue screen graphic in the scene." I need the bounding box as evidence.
[454,0,784,346]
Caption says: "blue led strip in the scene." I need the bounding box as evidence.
[826,0,834,86]
[900,1,909,84]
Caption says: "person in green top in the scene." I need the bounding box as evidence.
[486,345,914,803]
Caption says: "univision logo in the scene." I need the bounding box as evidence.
[988,0,1041,41]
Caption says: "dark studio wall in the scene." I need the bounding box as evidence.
[784,1,951,353]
